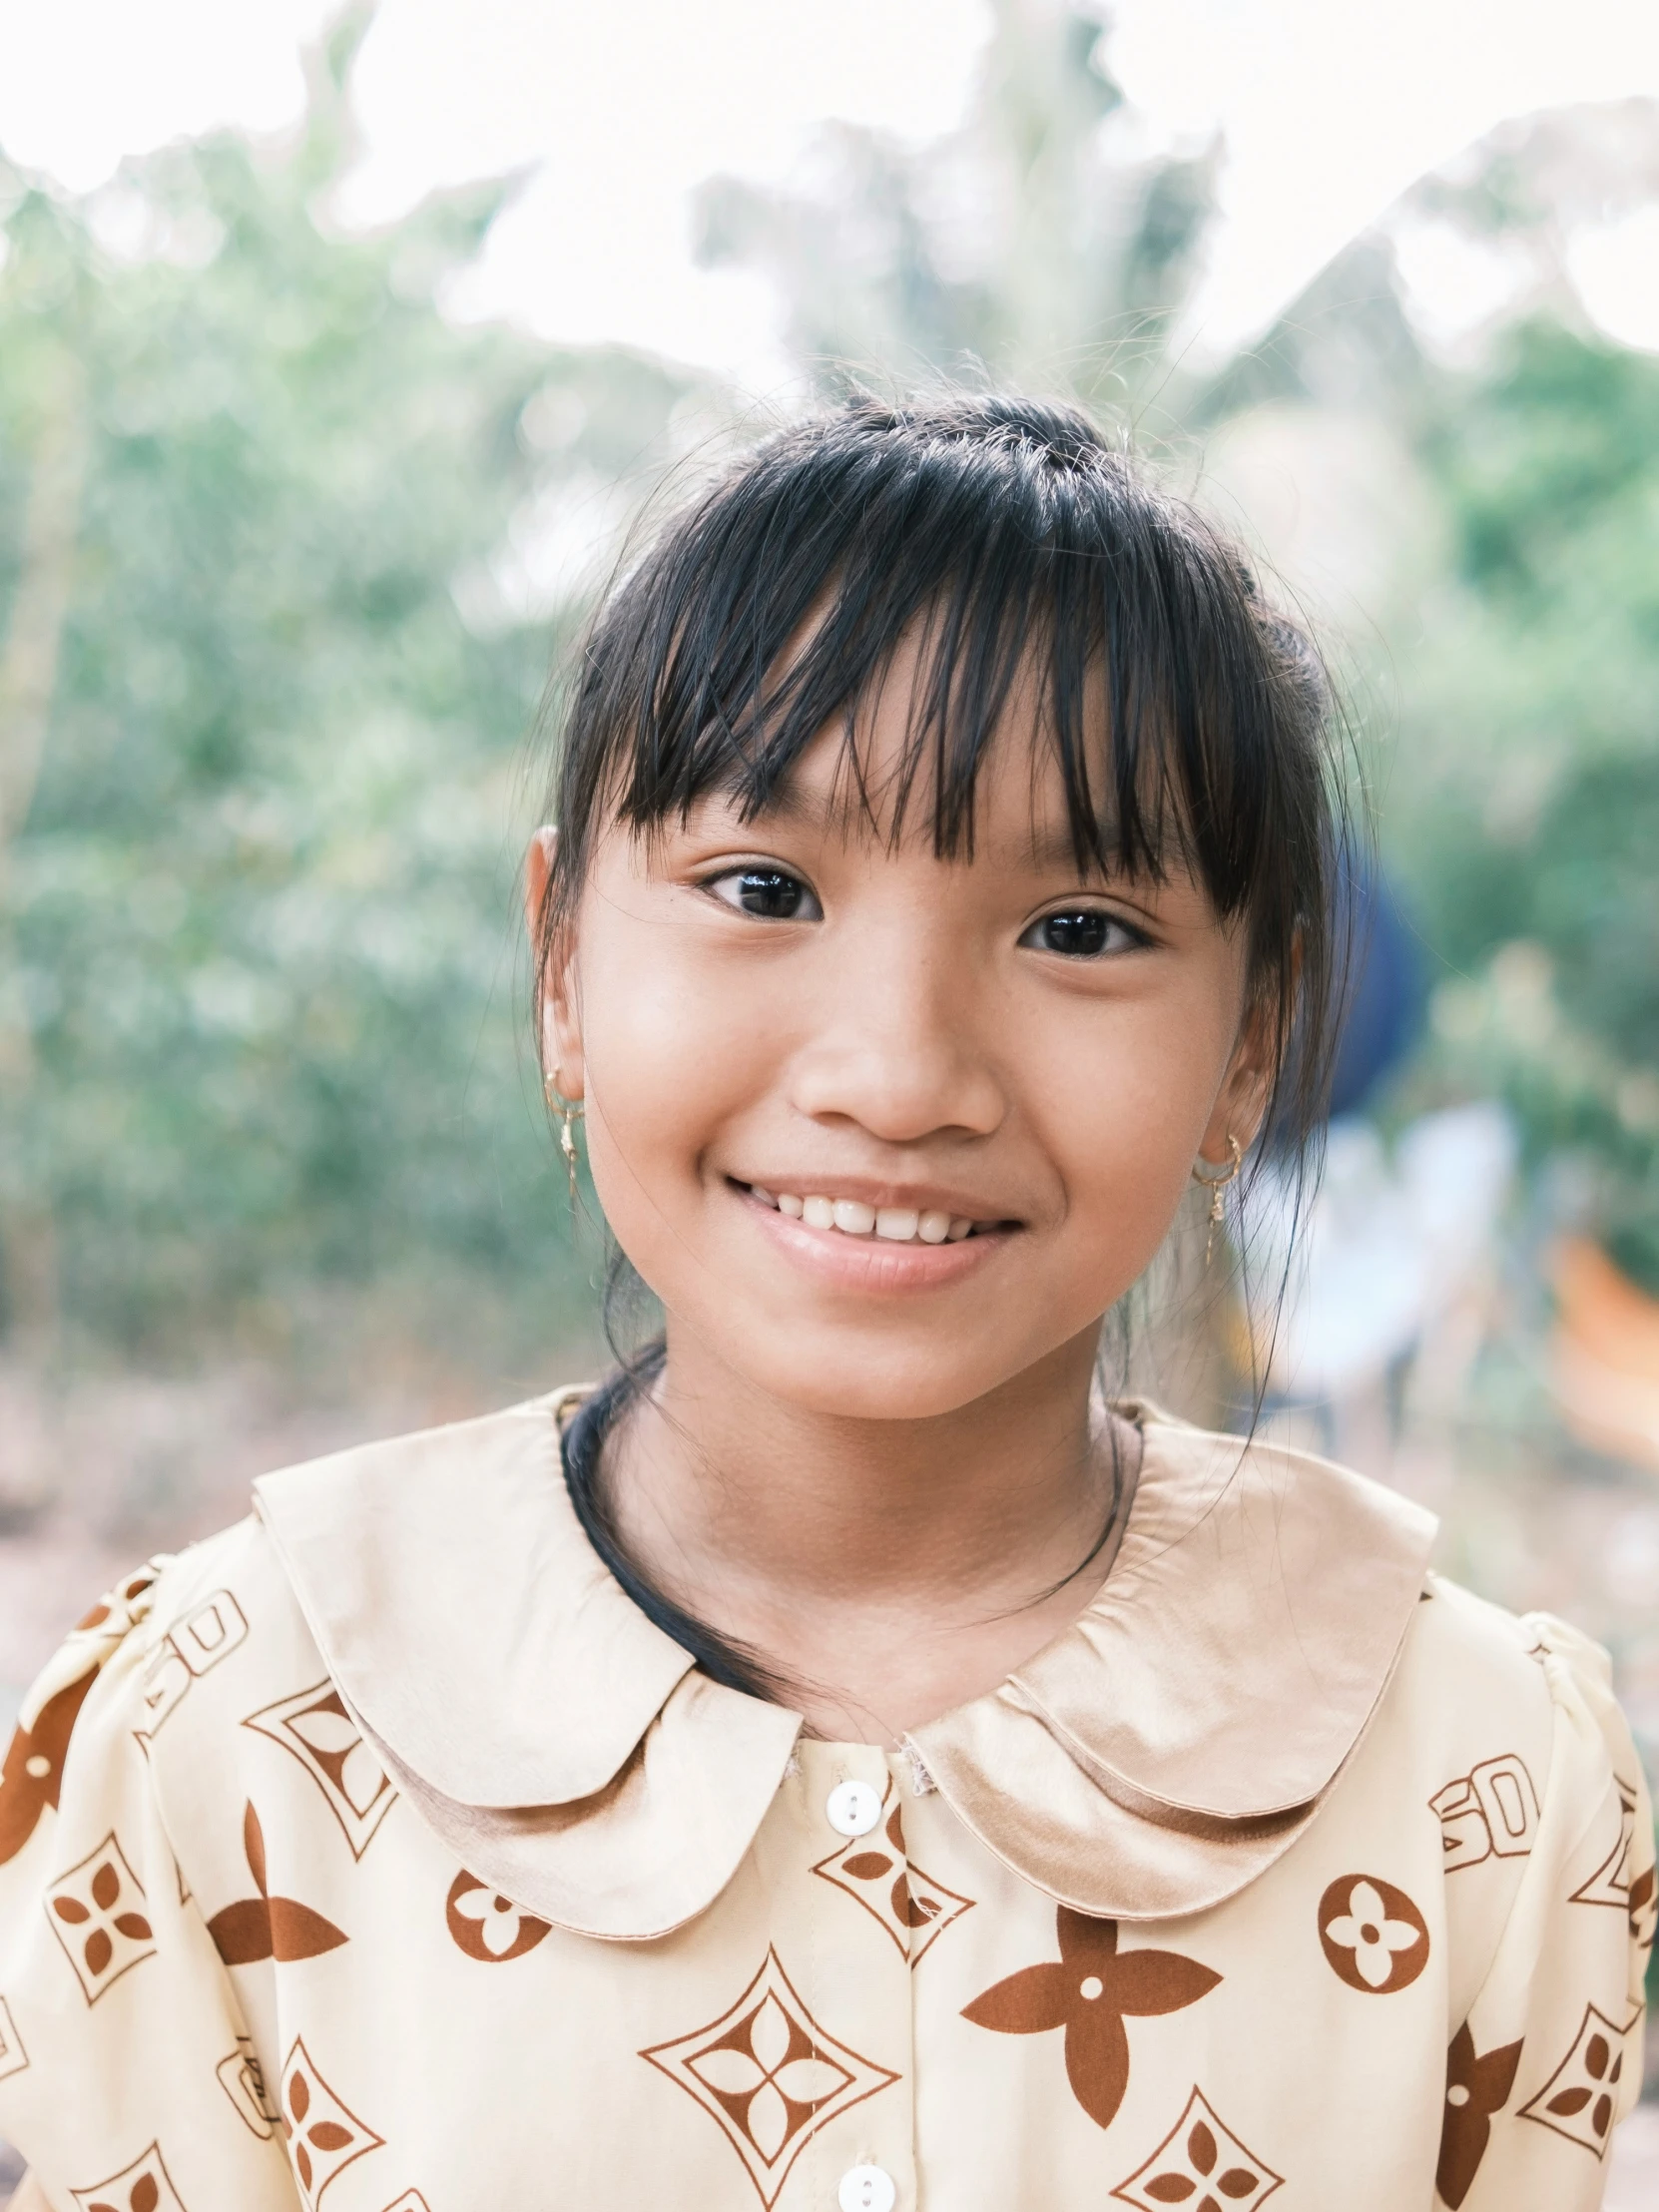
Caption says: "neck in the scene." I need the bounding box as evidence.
[600,1321,1136,1741]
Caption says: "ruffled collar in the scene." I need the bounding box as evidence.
[253,1387,1434,1939]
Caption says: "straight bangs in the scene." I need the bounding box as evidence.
[545,394,1341,1151]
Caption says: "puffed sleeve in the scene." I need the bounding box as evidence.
[1437,1611,1654,2209]
[0,1564,299,2209]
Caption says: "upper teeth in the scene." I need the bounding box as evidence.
[748,1188,975,1243]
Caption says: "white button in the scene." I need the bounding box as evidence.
[825,1780,882,1837]
[837,2165,896,2212]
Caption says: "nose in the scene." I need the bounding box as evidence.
[786,922,1007,1146]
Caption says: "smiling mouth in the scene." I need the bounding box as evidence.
[733,1180,1007,1246]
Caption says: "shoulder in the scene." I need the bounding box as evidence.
[1363,1570,1603,1846]
[132,1512,328,1740]
[0,1513,329,1874]
[1363,1570,1648,1961]
[1399,1572,1554,1720]
[1388,1571,1633,1801]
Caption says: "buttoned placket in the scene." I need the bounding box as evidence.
[750,1741,919,2212]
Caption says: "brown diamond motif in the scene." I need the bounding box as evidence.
[812,1787,973,1963]
[1570,1781,1640,1911]
[45,1833,157,2003]
[0,1993,28,2081]
[1518,2001,1636,2158]
[281,2036,385,2204]
[1630,1861,1657,1954]
[641,1947,898,2205]
[71,2141,190,2211]
[1112,2087,1284,2211]
[244,1683,396,1859]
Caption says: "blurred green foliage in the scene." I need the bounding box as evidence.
[695,5,1215,419]
[0,30,699,1358]
[1390,324,1659,1291]
[2,0,1658,1375]
[697,6,1659,1295]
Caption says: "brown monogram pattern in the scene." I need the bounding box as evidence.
[1629,1862,1657,1953]
[134,1590,250,1741]
[0,1992,28,2082]
[1570,1780,1641,1911]
[1429,1755,1539,1873]
[0,1670,100,1867]
[1110,2088,1283,2209]
[811,1790,973,1962]
[1435,2025,1523,2208]
[281,2037,385,2204]
[962,1908,1221,2131]
[1317,1876,1428,1993]
[71,2144,189,2211]
[1517,2002,1634,2158]
[207,1801,347,1965]
[217,2034,281,2138]
[45,1834,156,2003]
[244,1684,396,1858]
[445,1871,551,1961]
[642,1948,898,2206]
[1,1565,169,1866]
[69,1566,164,1647]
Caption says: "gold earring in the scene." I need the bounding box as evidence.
[544,1075,584,1210]
[1191,1132,1243,1265]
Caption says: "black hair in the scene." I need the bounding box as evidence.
[536,390,1346,1703]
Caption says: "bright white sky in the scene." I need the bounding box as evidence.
[2,0,1658,384]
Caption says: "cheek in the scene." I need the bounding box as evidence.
[574,915,777,1227]
[1031,986,1233,1259]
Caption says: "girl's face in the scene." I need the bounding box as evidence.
[538,653,1270,1421]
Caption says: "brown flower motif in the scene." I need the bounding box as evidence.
[1318,1875,1428,1993]
[0,1669,98,1866]
[962,1907,1221,2130]
[445,1872,551,1962]
[1435,2024,1523,2207]
[208,1803,347,1966]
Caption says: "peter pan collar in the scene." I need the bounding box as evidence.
[253,1388,1434,1939]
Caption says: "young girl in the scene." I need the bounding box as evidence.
[0,395,1649,2211]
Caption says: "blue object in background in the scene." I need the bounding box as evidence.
[1328,866,1426,1119]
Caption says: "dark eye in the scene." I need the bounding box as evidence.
[1021,909,1140,958]
[707,868,822,920]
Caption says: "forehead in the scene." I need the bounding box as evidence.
[694,628,1175,880]
[727,735,1085,878]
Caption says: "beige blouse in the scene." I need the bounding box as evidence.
[0,1391,1650,2211]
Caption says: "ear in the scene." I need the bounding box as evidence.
[525,826,584,1101]
[1198,991,1276,1167]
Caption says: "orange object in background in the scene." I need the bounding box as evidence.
[1551,1237,1659,1472]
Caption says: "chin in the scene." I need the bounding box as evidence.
[732,1333,1034,1423]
